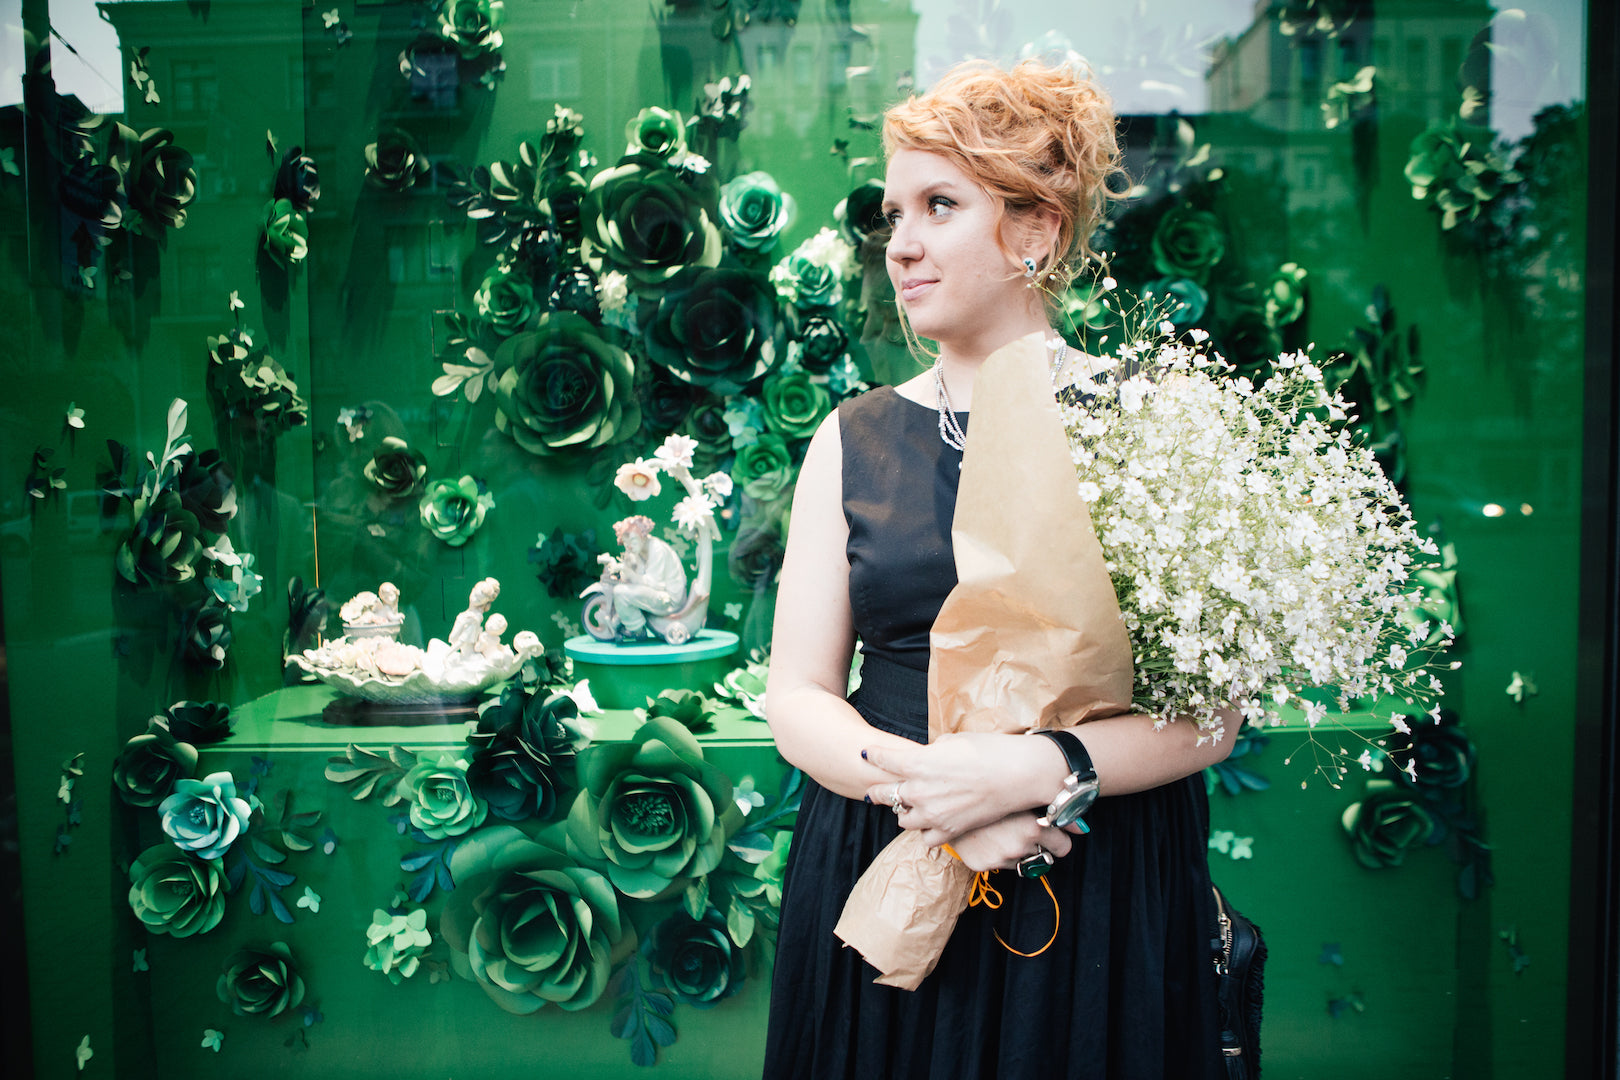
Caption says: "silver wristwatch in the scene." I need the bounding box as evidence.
[1032,729,1099,832]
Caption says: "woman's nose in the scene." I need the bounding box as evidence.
[886,219,921,264]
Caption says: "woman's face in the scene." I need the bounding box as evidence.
[882,148,1037,352]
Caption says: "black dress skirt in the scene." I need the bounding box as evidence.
[762,388,1225,1080]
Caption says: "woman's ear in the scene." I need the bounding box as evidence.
[1013,206,1063,271]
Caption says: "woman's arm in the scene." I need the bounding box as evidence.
[861,710,1239,847]
[764,414,917,800]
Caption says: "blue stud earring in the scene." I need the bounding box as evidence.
[1023,256,1038,279]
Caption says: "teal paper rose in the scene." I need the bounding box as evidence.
[720,171,795,251]
[730,433,793,502]
[159,771,254,860]
[649,906,746,1005]
[637,689,717,734]
[419,475,495,546]
[625,107,687,159]
[260,198,308,266]
[565,716,744,899]
[112,723,199,808]
[581,159,721,288]
[474,264,542,339]
[775,252,842,310]
[760,370,831,441]
[438,0,505,59]
[441,826,632,1013]
[397,751,488,839]
[1151,205,1226,285]
[364,436,428,498]
[128,844,226,938]
[491,313,642,456]
[1342,783,1442,869]
[217,943,305,1018]
[1142,277,1209,329]
[640,266,779,394]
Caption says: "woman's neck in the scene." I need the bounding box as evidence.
[932,316,1054,410]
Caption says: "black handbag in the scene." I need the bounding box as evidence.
[1212,887,1266,1079]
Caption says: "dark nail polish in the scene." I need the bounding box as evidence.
[861,749,868,760]
[863,795,872,804]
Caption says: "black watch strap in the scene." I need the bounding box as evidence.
[1032,728,1097,783]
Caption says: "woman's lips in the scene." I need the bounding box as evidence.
[899,278,937,303]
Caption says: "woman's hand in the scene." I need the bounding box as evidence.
[941,812,1075,874]
[862,732,1059,845]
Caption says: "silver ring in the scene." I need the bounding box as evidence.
[1015,843,1055,879]
[890,781,909,816]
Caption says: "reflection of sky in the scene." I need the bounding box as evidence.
[909,0,1584,140]
[1,0,125,113]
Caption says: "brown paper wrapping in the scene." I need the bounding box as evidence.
[832,332,1135,989]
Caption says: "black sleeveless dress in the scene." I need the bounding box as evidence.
[762,387,1225,1080]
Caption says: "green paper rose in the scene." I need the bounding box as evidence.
[467,687,585,821]
[116,490,202,588]
[565,716,744,899]
[182,599,233,670]
[774,251,842,310]
[1151,205,1226,285]
[161,700,234,746]
[364,436,428,498]
[127,128,197,231]
[728,521,785,592]
[491,313,641,456]
[439,0,505,59]
[261,198,308,266]
[720,171,795,251]
[365,908,432,984]
[175,449,238,536]
[530,527,601,599]
[649,906,746,1005]
[217,942,305,1018]
[791,314,848,375]
[474,264,542,339]
[365,128,431,192]
[398,751,488,839]
[580,158,721,288]
[761,370,831,441]
[272,145,320,213]
[420,475,495,546]
[730,433,793,502]
[1262,262,1308,328]
[625,107,687,159]
[543,170,589,243]
[1388,710,1475,791]
[159,770,254,860]
[1142,277,1209,329]
[642,370,703,434]
[637,689,717,734]
[128,844,227,938]
[112,722,199,807]
[641,266,779,394]
[679,400,731,476]
[442,826,633,1013]
[1342,783,1442,869]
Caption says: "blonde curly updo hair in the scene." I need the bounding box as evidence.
[882,59,1125,298]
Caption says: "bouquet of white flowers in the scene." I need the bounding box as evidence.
[1056,328,1453,744]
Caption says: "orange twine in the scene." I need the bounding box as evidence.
[941,844,1061,958]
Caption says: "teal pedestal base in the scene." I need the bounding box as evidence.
[564,629,741,709]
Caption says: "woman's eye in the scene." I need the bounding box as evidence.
[928,196,955,216]
[883,209,901,226]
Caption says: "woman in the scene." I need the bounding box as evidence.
[763,60,1234,1078]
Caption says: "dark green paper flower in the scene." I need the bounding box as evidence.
[467,687,585,821]
[580,159,721,288]
[217,942,305,1018]
[641,370,703,434]
[640,266,778,394]
[365,128,431,192]
[126,128,197,231]
[474,264,542,339]
[720,171,794,251]
[625,107,687,159]
[364,436,428,498]
[128,844,226,938]
[1342,782,1442,869]
[491,313,641,456]
[649,906,746,1005]
[565,716,744,899]
[397,751,488,839]
[728,521,785,592]
[182,599,233,670]
[730,433,793,502]
[530,526,601,599]
[678,400,731,476]
[1405,118,1521,231]
[638,689,716,734]
[760,370,831,441]
[419,475,495,546]
[112,722,199,807]
[116,490,202,588]
[273,145,320,212]
[175,449,237,536]
[1262,263,1308,328]
[260,198,308,266]
[1151,205,1226,285]
[161,700,234,745]
[439,0,506,59]
[442,826,632,1013]
[791,314,848,374]
[836,179,887,246]
[1142,277,1208,329]
[1403,563,1462,646]
[206,330,310,433]
[1388,710,1475,791]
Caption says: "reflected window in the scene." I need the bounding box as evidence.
[170,59,218,115]
[528,49,582,100]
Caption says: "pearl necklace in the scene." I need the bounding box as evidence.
[933,341,1068,453]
